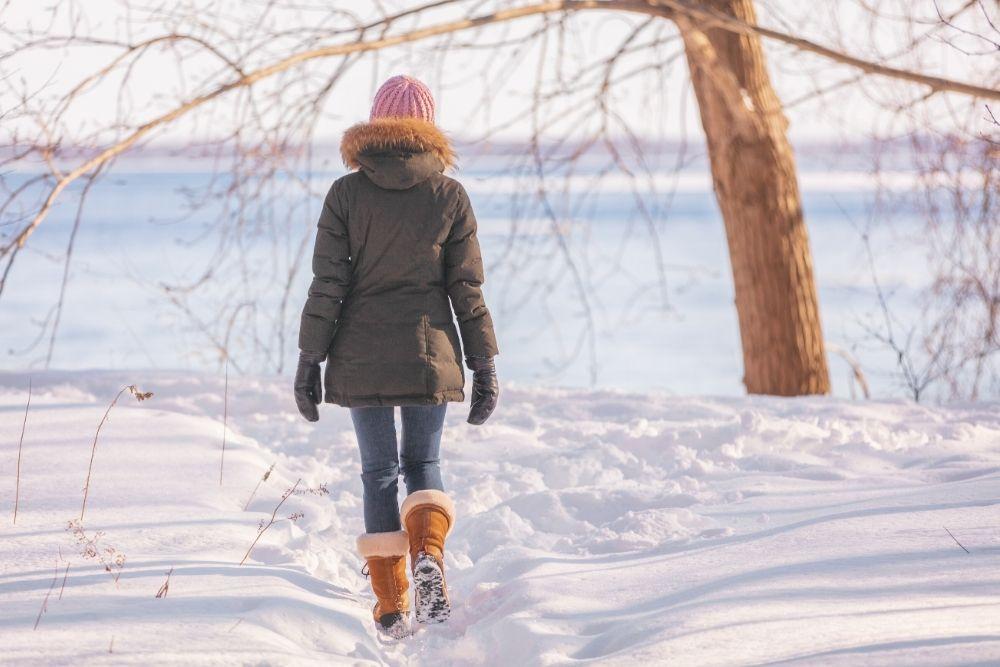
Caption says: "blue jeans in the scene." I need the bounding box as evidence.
[350,404,447,533]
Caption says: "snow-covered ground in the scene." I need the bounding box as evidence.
[1,370,998,665]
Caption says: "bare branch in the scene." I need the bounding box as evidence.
[3,0,996,294]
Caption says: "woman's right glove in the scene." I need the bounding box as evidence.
[466,355,499,425]
[294,351,326,422]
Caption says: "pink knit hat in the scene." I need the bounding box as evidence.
[370,75,436,123]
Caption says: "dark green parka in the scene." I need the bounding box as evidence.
[298,117,499,407]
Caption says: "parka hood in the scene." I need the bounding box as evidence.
[340,117,456,190]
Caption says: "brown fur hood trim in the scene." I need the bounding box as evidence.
[340,117,456,170]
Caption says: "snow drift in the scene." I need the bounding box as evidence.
[0,370,998,665]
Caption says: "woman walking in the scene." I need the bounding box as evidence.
[294,75,499,640]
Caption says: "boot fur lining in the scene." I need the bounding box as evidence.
[400,489,455,536]
[340,117,456,170]
[357,530,409,558]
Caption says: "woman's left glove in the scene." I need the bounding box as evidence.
[466,355,499,425]
[294,351,326,422]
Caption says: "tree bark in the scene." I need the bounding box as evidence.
[677,0,830,396]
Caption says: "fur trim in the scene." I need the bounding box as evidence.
[341,117,456,170]
[400,490,455,536]
[356,530,409,558]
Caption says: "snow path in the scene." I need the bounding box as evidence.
[0,371,998,665]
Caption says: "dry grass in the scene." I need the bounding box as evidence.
[289,483,330,497]
[14,377,31,524]
[58,561,70,601]
[243,463,276,511]
[239,479,301,566]
[80,384,152,522]
[945,527,971,554]
[67,519,126,586]
[33,559,59,631]
[155,567,174,598]
[219,358,229,486]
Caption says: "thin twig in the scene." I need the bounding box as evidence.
[58,562,70,600]
[81,387,129,523]
[81,385,152,522]
[45,168,102,367]
[220,357,229,486]
[155,567,173,598]
[944,526,970,553]
[243,463,275,511]
[825,343,871,399]
[33,560,59,630]
[4,0,996,289]
[67,520,126,586]
[239,479,301,566]
[14,377,30,524]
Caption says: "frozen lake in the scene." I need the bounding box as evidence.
[1,159,931,398]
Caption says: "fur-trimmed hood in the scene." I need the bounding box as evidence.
[341,117,456,171]
[340,118,455,190]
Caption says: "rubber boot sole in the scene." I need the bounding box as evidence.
[374,611,412,641]
[412,553,451,624]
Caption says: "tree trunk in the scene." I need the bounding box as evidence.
[677,0,830,396]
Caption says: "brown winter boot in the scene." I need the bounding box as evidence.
[356,530,411,640]
[400,490,455,624]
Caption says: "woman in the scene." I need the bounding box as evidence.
[294,75,499,640]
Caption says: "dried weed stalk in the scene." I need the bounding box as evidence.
[80,384,152,522]
[945,526,971,554]
[239,478,302,566]
[219,358,229,486]
[243,463,276,511]
[289,483,330,497]
[33,559,60,631]
[155,566,174,598]
[58,561,70,600]
[14,377,30,524]
[67,519,126,586]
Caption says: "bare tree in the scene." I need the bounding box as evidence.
[823,2,1000,401]
[678,0,829,394]
[1,0,996,395]
[860,128,998,401]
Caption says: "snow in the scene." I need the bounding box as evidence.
[1,370,998,665]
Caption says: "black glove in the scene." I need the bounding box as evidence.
[466,355,498,425]
[294,351,326,422]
